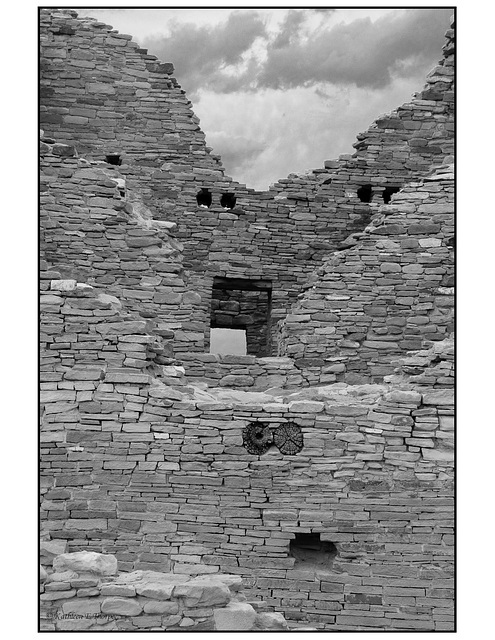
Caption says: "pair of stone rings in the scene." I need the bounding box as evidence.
[242,422,304,456]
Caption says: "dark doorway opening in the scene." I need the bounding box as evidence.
[210,277,272,357]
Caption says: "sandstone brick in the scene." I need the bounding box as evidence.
[422,390,454,406]
[53,552,117,576]
[143,600,179,614]
[61,598,102,615]
[288,401,324,413]
[213,602,257,630]
[174,579,231,607]
[135,582,174,600]
[101,598,143,616]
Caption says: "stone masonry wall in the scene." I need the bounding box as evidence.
[41,339,454,630]
[40,132,349,392]
[40,8,455,631]
[40,549,288,631]
[40,131,200,364]
[40,208,453,632]
[278,163,454,384]
[40,9,454,359]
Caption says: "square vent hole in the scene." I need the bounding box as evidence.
[105,154,122,166]
[289,533,337,570]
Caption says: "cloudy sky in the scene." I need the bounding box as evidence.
[77,6,453,190]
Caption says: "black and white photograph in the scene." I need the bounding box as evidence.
[38,3,456,632]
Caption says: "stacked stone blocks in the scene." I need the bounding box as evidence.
[40,548,287,631]
[39,8,455,631]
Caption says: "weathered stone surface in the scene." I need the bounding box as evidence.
[63,366,104,381]
[255,611,288,630]
[40,590,77,601]
[384,390,422,405]
[61,598,102,615]
[219,375,255,387]
[100,584,136,597]
[422,390,454,406]
[135,582,174,600]
[287,400,324,413]
[101,598,143,616]
[46,570,79,583]
[214,574,243,592]
[213,602,257,630]
[327,404,368,416]
[422,448,454,462]
[143,600,179,614]
[50,279,77,291]
[114,571,189,586]
[40,540,68,562]
[53,552,118,576]
[174,579,231,607]
[439,415,454,430]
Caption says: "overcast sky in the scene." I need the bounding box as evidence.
[77,7,453,190]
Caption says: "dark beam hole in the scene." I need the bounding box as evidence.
[197,188,212,208]
[105,154,122,166]
[383,186,401,204]
[357,185,373,203]
[220,193,236,209]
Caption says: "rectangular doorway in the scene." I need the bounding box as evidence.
[210,277,272,357]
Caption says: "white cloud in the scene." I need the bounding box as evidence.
[195,70,430,190]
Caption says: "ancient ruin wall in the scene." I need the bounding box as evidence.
[279,164,454,383]
[40,9,454,361]
[40,214,454,632]
[40,548,288,632]
[41,297,454,631]
[40,135,192,371]
[40,8,455,631]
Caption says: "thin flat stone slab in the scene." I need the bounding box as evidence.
[40,590,77,601]
[287,400,324,413]
[99,584,136,597]
[113,570,188,584]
